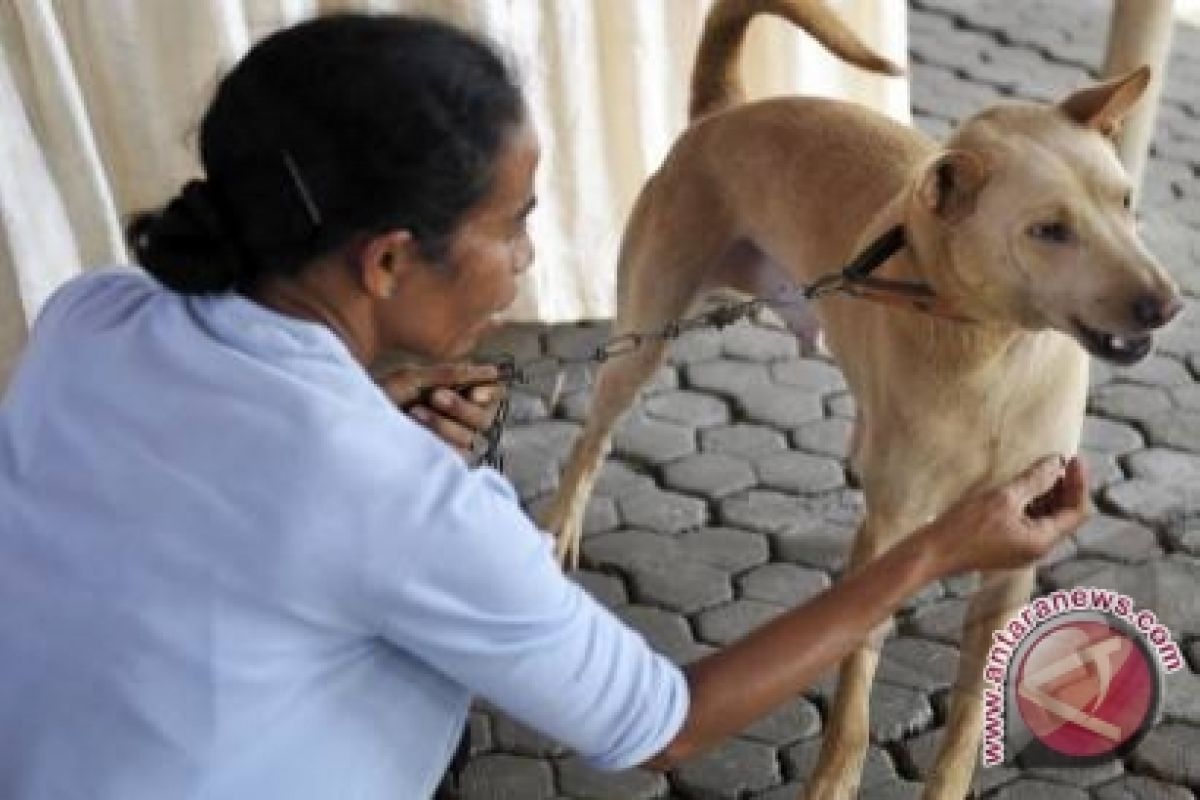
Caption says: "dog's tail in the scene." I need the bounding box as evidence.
[689,0,905,121]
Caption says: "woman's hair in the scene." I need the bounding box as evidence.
[127,14,524,294]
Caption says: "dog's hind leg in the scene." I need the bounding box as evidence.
[923,567,1035,800]
[540,182,732,566]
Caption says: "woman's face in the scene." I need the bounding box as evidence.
[386,122,539,360]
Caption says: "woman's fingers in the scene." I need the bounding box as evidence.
[1028,456,1090,539]
[410,404,476,457]
[1007,453,1068,507]
[429,386,499,433]
[377,363,500,408]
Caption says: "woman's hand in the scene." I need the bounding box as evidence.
[919,454,1090,577]
[376,363,506,460]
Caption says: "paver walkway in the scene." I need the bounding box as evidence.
[448,1,1200,797]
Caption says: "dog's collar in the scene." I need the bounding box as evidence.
[834,225,975,324]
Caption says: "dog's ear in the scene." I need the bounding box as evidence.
[917,150,990,224]
[1059,65,1152,139]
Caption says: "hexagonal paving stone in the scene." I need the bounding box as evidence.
[1126,723,1200,789]
[700,423,790,458]
[612,411,697,465]
[1081,448,1124,492]
[904,597,968,646]
[989,778,1089,800]
[741,389,826,429]
[490,715,566,757]
[1165,515,1200,557]
[770,359,848,394]
[1081,415,1144,454]
[1021,760,1123,789]
[1088,383,1173,424]
[1072,514,1163,563]
[1141,408,1200,452]
[875,637,960,694]
[459,753,555,800]
[592,461,657,497]
[1093,775,1195,799]
[685,359,773,399]
[676,526,771,572]
[869,682,934,743]
[502,420,582,465]
[626,557,733,614]
[1125,447,1200,485]
[826,391,858,419]
[753,449,846,495]
[721,321,801,361]
[719,490,827,537]
[736,562,830,606]
[661,452,757,500]
[667,328,724,365]
[643,389,731,428]
[582,495,621,536]
[695,599,786,646]
[1104,478,1200,528]
[1164,668,1200,726]
[555,757,668,799]
[792,417,854,458]
[742,697,822,746]
[617,487,708,534]
[571,570,627,608]
[1110,354,1195,387]
[614,604,710,665]
[772,518,856,573]
[583,530,681,573]
[672,737,782,799]
[859,782,924,800]
[898,727,1020,795]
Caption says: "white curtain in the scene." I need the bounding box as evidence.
[0,0,908,386]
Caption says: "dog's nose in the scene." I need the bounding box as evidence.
[1132,294,1183,329]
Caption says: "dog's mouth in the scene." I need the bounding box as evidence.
[1071,317,1153,365]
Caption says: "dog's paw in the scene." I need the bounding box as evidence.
[538,497,584,569]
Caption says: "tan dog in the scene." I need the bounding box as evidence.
[540,1,1182,797]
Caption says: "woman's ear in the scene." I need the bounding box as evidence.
[359,230,419,300]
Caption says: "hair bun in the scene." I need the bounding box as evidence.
[127,179,246,294]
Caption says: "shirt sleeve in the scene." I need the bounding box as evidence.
[366,462,689,771]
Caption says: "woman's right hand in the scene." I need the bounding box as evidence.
[919,454,1090,577]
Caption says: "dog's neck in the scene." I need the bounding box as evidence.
[860,196,1041,372]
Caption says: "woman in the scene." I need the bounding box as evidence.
[0,14,1088,800]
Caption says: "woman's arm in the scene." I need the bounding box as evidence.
[645,454,1089,768]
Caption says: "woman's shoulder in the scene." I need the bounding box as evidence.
[33,266,156,336]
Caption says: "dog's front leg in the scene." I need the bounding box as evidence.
[804,512,905,800]
[923,567,1035,800]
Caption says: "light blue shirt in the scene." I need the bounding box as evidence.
[0,268,688,799]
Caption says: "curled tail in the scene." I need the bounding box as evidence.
[689,0,904,121]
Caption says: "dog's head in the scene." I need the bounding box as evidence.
[908,66,1182,365]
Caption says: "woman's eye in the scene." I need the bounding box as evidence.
[1027,221,1074,244]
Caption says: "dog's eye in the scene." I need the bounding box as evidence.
[1123,191,1133,210]
[1027,221,1074,244]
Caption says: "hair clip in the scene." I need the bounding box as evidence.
[281,149,323,230]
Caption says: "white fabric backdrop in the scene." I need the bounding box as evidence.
[0,0,908,386]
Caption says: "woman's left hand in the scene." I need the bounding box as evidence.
[376,363,506,460]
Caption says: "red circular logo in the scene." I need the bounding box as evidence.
[1014,615,1159,762]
